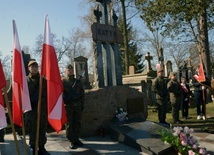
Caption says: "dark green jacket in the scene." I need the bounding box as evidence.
[152,77,168,100]
[62,75,85,106]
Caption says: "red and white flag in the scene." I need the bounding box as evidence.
[193,54,206,82]
[12,20,31,126]
[41,16,67,132]
[0,60,7,129]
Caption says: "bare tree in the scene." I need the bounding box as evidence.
[0,53,11,80]
[166,43,190,71]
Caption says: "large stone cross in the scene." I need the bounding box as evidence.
[145,52,153,72]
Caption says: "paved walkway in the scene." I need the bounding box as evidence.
[0,130,214,155]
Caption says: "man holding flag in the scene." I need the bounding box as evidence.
[26,60,50,155]
[192,55,211,120]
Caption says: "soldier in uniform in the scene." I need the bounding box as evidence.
[152,68,169,124]
[26,60,50,155]
[167,72,182,124]
[62,64,85,149]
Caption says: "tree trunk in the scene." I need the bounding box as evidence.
[198,7,212,79]
[121,0,129,75]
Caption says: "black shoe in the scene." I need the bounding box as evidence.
[38,147,50,155]
[69,142,77,149]
[0,138,4,142]
[75,140,83,146]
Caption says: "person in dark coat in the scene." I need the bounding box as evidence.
[25,60,50,155]
[167,72,182,124]
[192,66,211,120]
[180,77,191,119]
[152,68,169,124]
[62,64,85,149]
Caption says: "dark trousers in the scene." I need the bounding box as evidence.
[194,91,205,115]
[65,103,82,143]
[25,107,48,147]
[182,100,189,117]
[0,129,4,141]
[156,97,168,122]
[170,96,181,121]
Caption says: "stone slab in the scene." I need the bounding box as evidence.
[110,121,174,155]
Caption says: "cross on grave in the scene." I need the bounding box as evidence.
[145,52,153,72]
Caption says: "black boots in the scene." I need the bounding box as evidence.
[38,147,50,155]
[31,146,50,155]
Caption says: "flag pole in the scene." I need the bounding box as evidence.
[21,112,28,155]
[202,88,206,120]
[2,87,21,155]
[18,87,28,155]
[35,75,43,155]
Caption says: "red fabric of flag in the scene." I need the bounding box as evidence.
[193,54,206,82]
[0,60,7,129]
[12,20,31,126]
[40,16,67,132]
[0,61,6,89]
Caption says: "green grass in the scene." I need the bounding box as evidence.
[147,101,214,131]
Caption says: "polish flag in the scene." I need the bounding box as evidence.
[0,61,7,129]
[193,54,206,82]
[12,20,31,126]
[40,16,67,132]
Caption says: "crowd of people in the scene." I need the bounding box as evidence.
[0,61,212,154]
[152,65,211,125]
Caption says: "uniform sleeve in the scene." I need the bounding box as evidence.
[152,78,158,93]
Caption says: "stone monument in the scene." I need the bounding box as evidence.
[91,0,123,88]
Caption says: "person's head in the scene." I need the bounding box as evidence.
[169,72,176,80]
[28,60,38,74]
[65,64,74,76]
[181,77,186,84]
[157,68,164,77]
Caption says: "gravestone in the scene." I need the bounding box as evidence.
[145,52,153,72]
[144,52,156,77]
[179,60,188,82]
[165,60,172,77]
[74,56,91,89]
[129,65,135,75]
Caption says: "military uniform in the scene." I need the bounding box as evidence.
[152,70,169,124]
[25,60,49,155]
[62,73,85,148]
[167,72,182,123]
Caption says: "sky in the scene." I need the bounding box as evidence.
[0,0,90,57]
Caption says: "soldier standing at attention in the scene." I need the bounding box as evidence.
[26,60,50,155]
[62,64,85,149]
[167,72,182,124]
[152,68,169,124]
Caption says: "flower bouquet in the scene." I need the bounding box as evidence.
[112,107,128,123]
[160,126,209,155]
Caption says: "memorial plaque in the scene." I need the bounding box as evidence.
[91,23,123,44]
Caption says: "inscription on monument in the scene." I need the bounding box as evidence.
[91,23,123,44]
